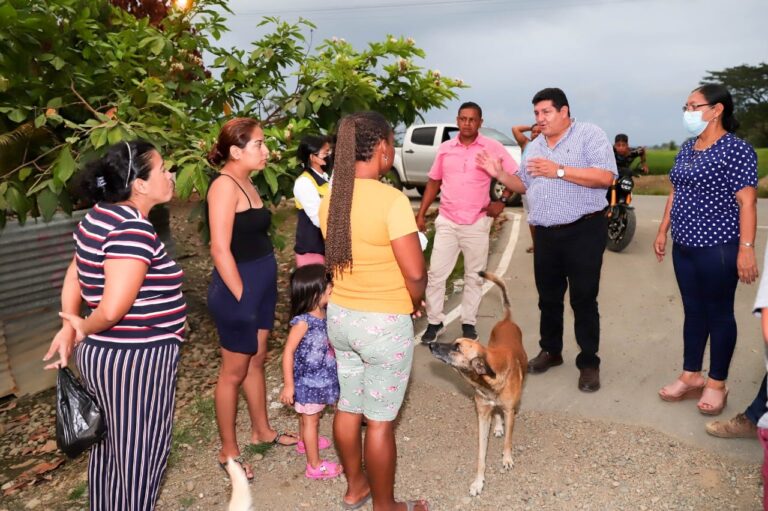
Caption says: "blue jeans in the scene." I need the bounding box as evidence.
[672,242,739,381]
[746,374,768,425]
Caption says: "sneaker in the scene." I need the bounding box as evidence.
[461,324,478,340]
[305,460,343,480]
[421,323,445,344]
[705,412,757,439]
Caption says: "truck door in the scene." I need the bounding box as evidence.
[402,126,438,181]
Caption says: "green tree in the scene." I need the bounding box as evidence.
[701,62,768,146]
[0,0,464,228]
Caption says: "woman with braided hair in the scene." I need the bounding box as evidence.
[319,111,430,511]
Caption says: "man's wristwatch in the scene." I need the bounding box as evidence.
[556,164,566,179]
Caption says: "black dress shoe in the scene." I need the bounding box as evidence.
[578,367,601,392]
[528,350,564,374]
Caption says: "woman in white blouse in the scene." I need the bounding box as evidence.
[293,135,332,267]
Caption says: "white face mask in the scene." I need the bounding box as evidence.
[683,110,709,136]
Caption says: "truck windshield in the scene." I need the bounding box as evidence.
[445,127,517,146]
[479,128,517,146]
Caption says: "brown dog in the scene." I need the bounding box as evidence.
[429,271,527,496]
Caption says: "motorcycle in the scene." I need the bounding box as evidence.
[606,171,640,252]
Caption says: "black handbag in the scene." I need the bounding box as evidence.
[55,366,106,458]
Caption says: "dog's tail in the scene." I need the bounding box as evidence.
[478,271,511,320]
[226,458,254,511]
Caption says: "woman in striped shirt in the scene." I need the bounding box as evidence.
[44,140,186,511]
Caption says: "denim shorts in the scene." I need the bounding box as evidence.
[327,303,415,421]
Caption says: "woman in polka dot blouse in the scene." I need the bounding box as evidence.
[653,83,758,416]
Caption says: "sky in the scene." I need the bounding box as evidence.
[213,0,766,146]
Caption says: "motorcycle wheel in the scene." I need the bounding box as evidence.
[606,207,636,253]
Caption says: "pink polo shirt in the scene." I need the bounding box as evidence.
[428,133,518,225]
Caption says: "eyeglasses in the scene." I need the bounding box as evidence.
[682,103,713,112]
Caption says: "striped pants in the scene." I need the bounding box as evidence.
[76,340,180,511]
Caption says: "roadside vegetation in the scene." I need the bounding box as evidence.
[645,148,768,177]
[0,0,464,229]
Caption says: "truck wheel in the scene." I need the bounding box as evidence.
[490,179,522,207]
[380,169,403,190]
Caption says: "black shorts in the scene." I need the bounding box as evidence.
[207,253,277,354]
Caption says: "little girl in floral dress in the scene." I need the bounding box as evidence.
[279,264,342,479]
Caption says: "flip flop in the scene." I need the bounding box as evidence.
[270,430,299,446]
[218,456,254,482]
[304,460,343,480]
[341,492,371,510]
[296,435,332,454]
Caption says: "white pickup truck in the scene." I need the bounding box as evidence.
[381,123,523,206]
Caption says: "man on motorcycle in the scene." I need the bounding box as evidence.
[613,133,648,177]
[604,134,645,252]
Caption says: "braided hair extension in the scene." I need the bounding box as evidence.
[325,111,392,278]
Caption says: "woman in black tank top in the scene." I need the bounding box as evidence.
[206,118,298,480]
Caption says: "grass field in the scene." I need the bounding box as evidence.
[645,148,768,178]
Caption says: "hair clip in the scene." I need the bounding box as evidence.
[96,176,107,189]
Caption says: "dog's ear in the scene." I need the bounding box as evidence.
[470,356,496,378]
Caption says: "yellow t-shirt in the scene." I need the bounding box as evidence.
[319,179,417,314]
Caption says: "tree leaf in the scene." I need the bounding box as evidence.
[0,2,17,24]
[175,164,195,199]
[36,188,58,221]
[18,167,32,181]
[26,179,53,196]
[50,56,66,71]
[107,126,125,145]
[192,167,210,199]
[6,185,31,221]
[7,108,26,123]
[53,146,76,184]
[151,37,165,55]
[33,114,46,128]
[89,128,108,149]
[262,167,278,195]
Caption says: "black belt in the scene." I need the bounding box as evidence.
[540,207,608,230]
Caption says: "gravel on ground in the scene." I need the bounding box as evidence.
[0,198,762,511]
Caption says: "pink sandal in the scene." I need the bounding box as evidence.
[305,460,343,480]
[658,379,705,402]
[296,435,332,454]
[697,386,728,416]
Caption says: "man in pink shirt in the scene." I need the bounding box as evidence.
[416,102,518,343]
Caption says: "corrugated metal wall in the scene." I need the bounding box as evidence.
[0,211,86,397]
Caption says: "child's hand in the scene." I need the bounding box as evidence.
[279,385,294,406]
